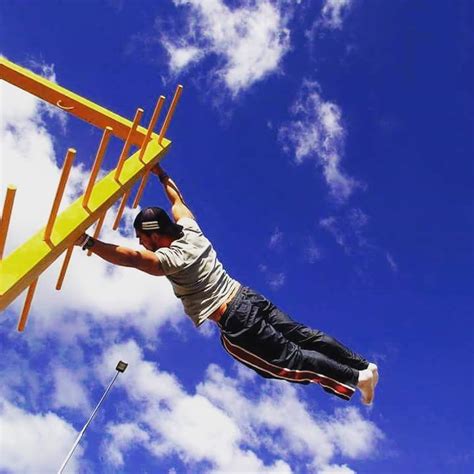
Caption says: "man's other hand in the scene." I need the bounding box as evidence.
[150,163,165,177]
[75,233,88,247]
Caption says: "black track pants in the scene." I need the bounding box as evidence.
[217,286,369,400]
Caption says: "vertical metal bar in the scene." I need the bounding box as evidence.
[17,278,38,332]
[87,212,106,256]
[56,246,74,291]
[83,127,113,209]
[131,96,165,209]
[158,85,183,144]
[57,371,120,474]
[131,171,151,209]
[138,96,165,163]
[0,185,17,259]
[44,148,76,244]
[112,189,131,231]
[114,108,143,182]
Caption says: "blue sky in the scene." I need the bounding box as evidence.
[0,0,472,473]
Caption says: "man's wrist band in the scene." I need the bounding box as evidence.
[158,173,169,183]
[82,235,95,251]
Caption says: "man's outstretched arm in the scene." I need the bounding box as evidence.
[151,164,195,222]
[75,236,164,276]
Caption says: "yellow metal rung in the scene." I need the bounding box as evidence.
[0,185,17,260]
[18,279,38,332]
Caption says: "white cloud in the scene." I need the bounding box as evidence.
[319,464,356,474]
[0,71,183,339]
[305,238,323,263]
[259,263,286,290]
[269,226,284,250]
[199,364,383,471]
[98,341,383,473]
[320,0,353,30]
[325,407,382,458]
[52,366,92,415]
[103,422,151,467]
[162,0,291,96]
[320,208,369,255]
[0,397,82,473]
[269,272,286,289]
[279,81,361,202]
[320,216,344,247]
[162,40,204,71]
[97,341,291,472]
[386,252,398,272]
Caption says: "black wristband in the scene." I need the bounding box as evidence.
[158,173,169,183]
[82,235,95,251]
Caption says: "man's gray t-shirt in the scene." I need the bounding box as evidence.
[154,217,239,326]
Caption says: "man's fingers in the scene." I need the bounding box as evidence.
[74,234,87,246]
[150,164,163,175]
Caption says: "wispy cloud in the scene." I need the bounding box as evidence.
[305,237,323,263]
[385,252,398,273]
[279,80,361,202]
[161,0,291,96]
[259,264,286,290]
[320,0,354,30]
[269,226,284,250]
[320,208,369,255]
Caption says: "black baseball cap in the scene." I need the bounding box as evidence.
[133,207,183,238]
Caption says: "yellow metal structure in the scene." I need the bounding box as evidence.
[0,58,150,146]
[0,57,182,330]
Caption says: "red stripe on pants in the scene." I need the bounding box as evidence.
[221,335,355,400]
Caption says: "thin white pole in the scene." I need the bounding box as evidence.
[57,370,120,474]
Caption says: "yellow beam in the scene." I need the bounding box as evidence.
[0,137,171,312]
[0,57,152,147]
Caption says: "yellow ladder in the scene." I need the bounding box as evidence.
[0,57,182,331]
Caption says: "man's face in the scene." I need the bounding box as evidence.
[136,230,157,251]
[136,230,169,251]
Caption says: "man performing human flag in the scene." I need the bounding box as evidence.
[76,165,379,404]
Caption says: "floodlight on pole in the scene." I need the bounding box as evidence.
[57,361,128,474]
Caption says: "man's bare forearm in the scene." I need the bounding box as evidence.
[150,163,194,221]
[76,235,164,276]
[87,240,139,268]
[152,164,185,205]
[160,175,186,206]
